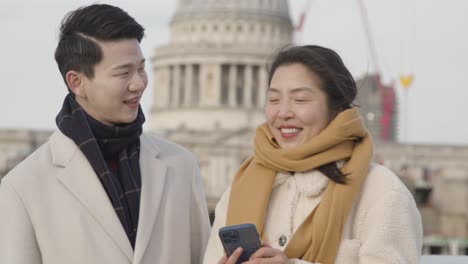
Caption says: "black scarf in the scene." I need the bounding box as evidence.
[56,94,145,249]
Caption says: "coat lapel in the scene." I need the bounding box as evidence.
[50,131,133,262]
[133,134,168,264]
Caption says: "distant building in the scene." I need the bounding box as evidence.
[355,74,398,142]
[149,0,403,208]
[150,0,293,209]
[0,130,50,178]
[375,142,468,255]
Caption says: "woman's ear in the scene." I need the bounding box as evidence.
[65,71,86,98]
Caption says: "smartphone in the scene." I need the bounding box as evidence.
[219,223,262,264]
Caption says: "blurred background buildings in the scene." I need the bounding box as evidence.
[1,0,467,256]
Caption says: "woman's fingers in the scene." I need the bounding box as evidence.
[249,247,279,259]
[262,242,272,248]
[247,247,290,264]
[225,247,243,264]
[217,255,228,264]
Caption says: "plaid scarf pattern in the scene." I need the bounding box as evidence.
[56,94,145,249]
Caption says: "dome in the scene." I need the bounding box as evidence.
[174,0,291,21]
[167,0,293,48]
[152,0,294,126]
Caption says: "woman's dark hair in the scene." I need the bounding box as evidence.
[267,45,358,184]
[54,4,145,91]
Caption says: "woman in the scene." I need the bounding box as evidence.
[203,45,423,264]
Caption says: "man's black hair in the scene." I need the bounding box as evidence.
[54,4,145,89]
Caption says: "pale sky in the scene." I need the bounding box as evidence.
[0,0,467,146]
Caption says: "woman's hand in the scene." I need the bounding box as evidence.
[217,244,289,264]
[244,244,289,264]
[217,247,243,264]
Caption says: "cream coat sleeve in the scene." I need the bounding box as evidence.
[279,191,422,264]
[190,158,212,264]
[355,188,423,264]
[0,181,42,264]
[203,186,231,264]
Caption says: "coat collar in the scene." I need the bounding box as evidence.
[50,131,162,167]
[133,134,167,264]
[49,131,167,263]
[274,170,329,197]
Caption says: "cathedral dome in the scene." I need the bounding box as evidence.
[151,0,293,134]
[168,0,293,48]
[174,0,291,21]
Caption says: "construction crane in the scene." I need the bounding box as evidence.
[356,0,398,142]
[293,0,314,44]
[294,0,403,142]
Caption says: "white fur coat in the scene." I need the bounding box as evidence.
[203,163,423,264]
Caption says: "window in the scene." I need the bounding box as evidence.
[251,66,260,106]
[179,65,186,105]
[192,65,200,105]
[221,64,230,105]
[236,65,245,106]
[429,246,442,255]
[168,66,173,106]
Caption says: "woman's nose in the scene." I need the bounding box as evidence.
[277,102,294,119]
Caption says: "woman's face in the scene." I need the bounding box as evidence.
[264,63,332,149]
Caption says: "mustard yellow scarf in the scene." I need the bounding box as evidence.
[226,108,373,264]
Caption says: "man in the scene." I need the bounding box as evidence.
[0,4,210,264]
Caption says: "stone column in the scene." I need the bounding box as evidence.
[243,65,253,107]
[171,65,180,107]
[200,63,221,106]
[184,64,193,107]
[228,64,237,107]
[192,64,200,106]
[258,66,268,106]
[153,66,171,108]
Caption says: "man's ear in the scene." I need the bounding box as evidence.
[65,71,86,98]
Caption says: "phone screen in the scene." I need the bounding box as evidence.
[219,223,262,264]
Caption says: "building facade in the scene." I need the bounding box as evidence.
[0,130,50,178]
[150,0,294,207]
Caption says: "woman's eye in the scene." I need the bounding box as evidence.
[116,72,128,77]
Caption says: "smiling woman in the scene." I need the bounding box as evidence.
[265,64,331,150]
[203,45,423,264]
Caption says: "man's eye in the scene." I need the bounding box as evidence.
[116,72,128,77]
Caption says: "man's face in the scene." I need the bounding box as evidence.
[76,38,147,126]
